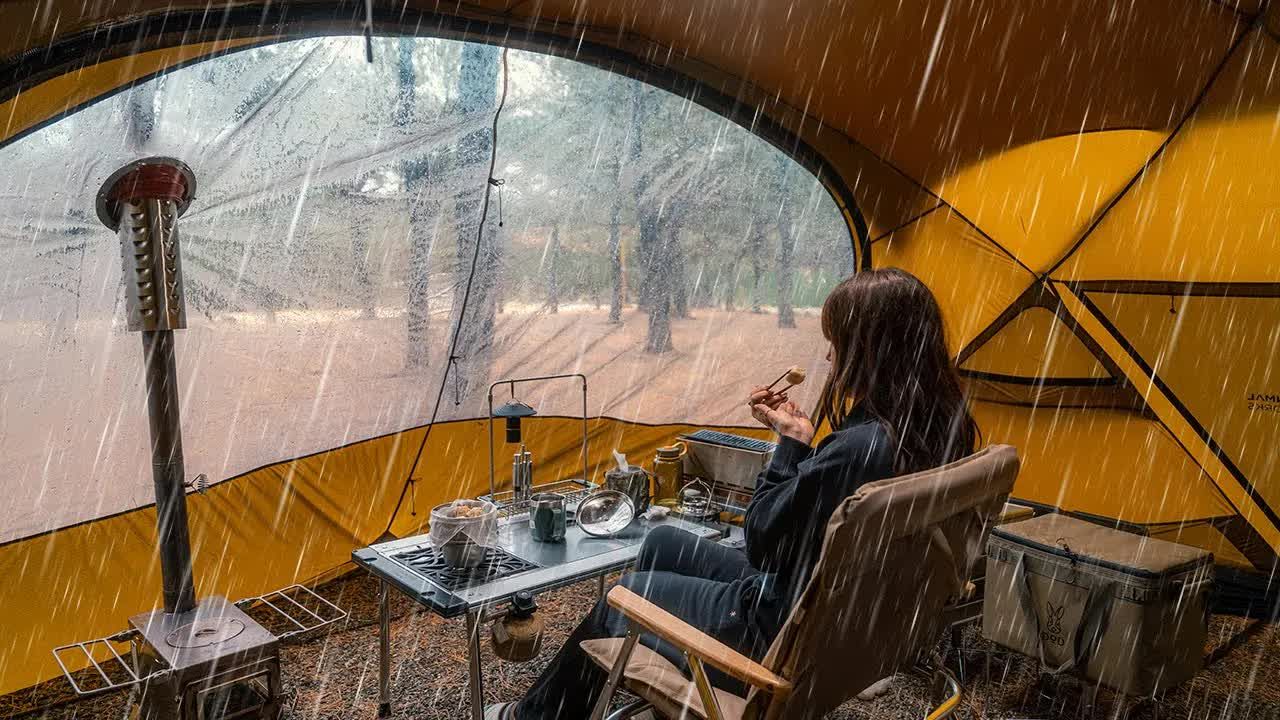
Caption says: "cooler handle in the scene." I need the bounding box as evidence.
[1012,552,1115,675]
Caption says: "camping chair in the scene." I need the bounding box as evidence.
[582,444,1021,720]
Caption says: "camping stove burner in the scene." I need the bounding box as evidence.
[389,545,539,591]
[165,617,246,648]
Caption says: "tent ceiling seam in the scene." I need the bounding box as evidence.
[1206,0,1264,22]
[1042,19,1258,280]
[1067,280,1280,298]
[957,280,1142,404]
[870,202,944,244]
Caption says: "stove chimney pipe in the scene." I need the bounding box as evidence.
[97,157,199,615]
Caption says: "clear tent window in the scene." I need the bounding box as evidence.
[0,35,852,543]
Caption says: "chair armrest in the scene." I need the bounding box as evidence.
[605,585,792,694]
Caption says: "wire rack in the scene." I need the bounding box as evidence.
[479,478,597,519]
[235,584,348,641]
[52,629,164,696]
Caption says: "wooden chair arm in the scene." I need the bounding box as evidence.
[605,585,792,695]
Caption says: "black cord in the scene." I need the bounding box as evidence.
[384,47,511,534]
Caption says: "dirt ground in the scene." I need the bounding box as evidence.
[1,304,830,543]
[6,568,1280,720]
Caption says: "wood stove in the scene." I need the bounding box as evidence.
[50,158,345,719]
[130,597,281,720]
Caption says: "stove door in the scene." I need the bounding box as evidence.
[185,660,280,720]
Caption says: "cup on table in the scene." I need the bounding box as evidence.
[530,492,567,542]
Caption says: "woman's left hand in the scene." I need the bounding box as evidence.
[752,400,815,445]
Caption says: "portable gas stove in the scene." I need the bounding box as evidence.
[387,544,541,592]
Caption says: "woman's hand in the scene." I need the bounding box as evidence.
[747,385,788,429]
[752,400,815,445]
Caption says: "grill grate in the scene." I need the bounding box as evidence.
[681,429,776,453]
[388,545,539,591]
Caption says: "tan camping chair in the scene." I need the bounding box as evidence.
[581,444,1021,720]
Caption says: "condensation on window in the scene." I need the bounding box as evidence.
[0,36,852,541]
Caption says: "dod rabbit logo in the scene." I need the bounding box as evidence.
[1041,602,1066,647]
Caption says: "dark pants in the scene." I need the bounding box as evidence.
[515,526,771,720]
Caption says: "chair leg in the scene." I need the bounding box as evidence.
[590,628,641,720]
[687,655,725,720]
[951,626,966,682]
[604,698,654,720]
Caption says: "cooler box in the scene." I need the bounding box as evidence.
[983,513,1212,696]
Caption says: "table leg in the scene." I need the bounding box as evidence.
[596,574,606,600]
[466,609,485,720]
[379,580,391,718]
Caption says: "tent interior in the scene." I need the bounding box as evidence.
[0,0,1277,714]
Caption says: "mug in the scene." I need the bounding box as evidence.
[529,492,567,542]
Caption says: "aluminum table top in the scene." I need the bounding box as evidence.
[352,515,722,617]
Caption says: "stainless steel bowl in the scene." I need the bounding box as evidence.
[576,489,636,537]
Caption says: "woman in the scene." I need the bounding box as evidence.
[488,268,978,720]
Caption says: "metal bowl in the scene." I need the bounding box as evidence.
[576,489,636,537]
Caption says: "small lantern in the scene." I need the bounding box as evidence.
[493,400,537,444]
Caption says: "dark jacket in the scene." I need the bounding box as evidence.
[743,407,894,637]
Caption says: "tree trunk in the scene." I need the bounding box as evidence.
[636,205,660,313]
[610,83,646,322]
[398,38,436,369]
[607,206,624,323]
[672,244,689,319]
[722,258,738,312]
[405,195,437,368]
[644,210,677,353]
[394,38,415,126]
[352,221,375,319]
[670,212,688,319]
[773,154,797,328]
[749,220,765,314]
[546,224,561,314]
[776,207,796,328]
[126,82,156,150]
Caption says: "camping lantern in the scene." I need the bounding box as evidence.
[483,375,592,509]
[494,399,537,444]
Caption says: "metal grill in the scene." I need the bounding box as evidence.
[52,630,163,696]
[235,584,348,641]
[387,544,539,591]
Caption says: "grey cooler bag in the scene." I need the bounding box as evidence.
[983,513,1212,696]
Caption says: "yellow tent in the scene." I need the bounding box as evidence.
[0,0,1276,697]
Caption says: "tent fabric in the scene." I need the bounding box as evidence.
[0,0,1277,698]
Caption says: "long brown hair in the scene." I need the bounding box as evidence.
[812,268,978,474]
